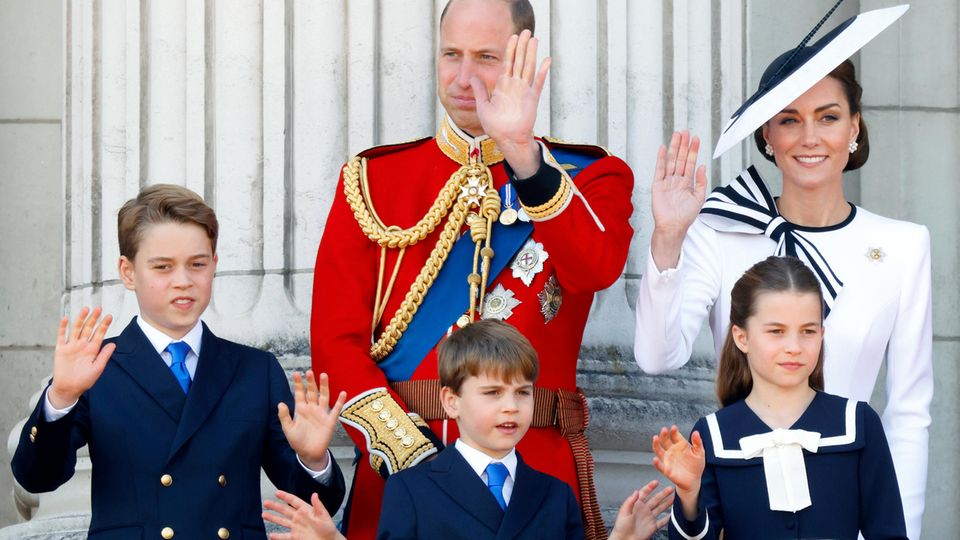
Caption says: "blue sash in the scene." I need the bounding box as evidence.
[379,214,533,382]
[378,151,597,382]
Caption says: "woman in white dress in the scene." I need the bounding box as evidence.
[633,6,931,538]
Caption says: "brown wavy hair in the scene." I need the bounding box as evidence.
[117,184,218,260]
[716,256,825,407]
[438,319,539,394]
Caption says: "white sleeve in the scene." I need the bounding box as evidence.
[43,387,78,422]
[633,220,723,374]
[882,225,932,540]
[296,450,335,485]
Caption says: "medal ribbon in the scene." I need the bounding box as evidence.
[698,165,843,315]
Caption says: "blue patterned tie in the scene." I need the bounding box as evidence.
[485,462,509,511]
[166,341,192,394]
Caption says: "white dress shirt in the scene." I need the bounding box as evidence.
[455,439,518,506]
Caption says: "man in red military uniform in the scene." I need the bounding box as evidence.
[311,1,633,538]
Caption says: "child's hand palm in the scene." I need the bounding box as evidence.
[653,427,706,493]
[50,307,115,407]
[279,371,347,469]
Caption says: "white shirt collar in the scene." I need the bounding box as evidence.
[136,316,204,358]
[454,438,518,481]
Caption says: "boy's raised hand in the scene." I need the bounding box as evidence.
[48,306,116,409]
[263,490,345,540]
[278,370,347,472]
[608,480,675,540]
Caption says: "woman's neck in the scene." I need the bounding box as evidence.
[777,177,850,227]
[745,383,817,430]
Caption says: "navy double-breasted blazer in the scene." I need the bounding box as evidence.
[376,445,583,539]
[11,318,345,539]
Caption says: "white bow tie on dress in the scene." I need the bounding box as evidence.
[739,428,821,513]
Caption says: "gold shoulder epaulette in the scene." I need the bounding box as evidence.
[540,136,611,158]
[356,136,433,160]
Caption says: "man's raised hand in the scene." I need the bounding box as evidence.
[472,29,551,178]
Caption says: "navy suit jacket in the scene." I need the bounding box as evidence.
[376,446,583,539]
[11,318,345,539]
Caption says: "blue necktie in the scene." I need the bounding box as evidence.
[166,341,192,394]
[485,462,509,511]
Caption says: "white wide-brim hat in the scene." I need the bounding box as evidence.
[712,4,909,160]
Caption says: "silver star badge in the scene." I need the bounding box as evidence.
[459,176,487,206]
[481,284,521,321]
[511,239,549,286]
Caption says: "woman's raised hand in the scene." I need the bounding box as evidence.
[650,131,708,271]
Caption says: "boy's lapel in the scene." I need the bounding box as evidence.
[110,318,187,422]
[428,448,505,534]
[495,454,550,540]
[166,323,241,462]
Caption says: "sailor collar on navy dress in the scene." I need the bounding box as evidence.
[702,392,864,467]
[435,114,505,166]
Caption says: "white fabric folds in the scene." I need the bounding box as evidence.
[739,428,821,512]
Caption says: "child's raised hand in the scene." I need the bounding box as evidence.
[49,307,116,409]
[263,490,345,540]
[278,370,347,472]
[608,479,675,540]
[652,426,705,496]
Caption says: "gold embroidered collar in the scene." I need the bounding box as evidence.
[436,115,504,166]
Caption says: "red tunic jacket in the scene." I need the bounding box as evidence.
[311,118,633,539]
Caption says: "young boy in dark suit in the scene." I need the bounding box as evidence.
[11,184,346,539]
[374,319,674,540]
[263,320,674,539]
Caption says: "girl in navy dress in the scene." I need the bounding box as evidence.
[653,256,906,539]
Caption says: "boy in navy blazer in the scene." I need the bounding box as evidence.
[372,320,674,540]
[11,184,346,539]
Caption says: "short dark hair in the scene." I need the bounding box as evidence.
[117,184,219,260]
[439,0,536,35]
[716,256,825,407]
[754,59,870,171]
[438,319,539,394]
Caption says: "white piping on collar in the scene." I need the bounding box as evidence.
[705,399,857,459]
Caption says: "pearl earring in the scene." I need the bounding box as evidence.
[764,143,774,156]
[848,140,858,153]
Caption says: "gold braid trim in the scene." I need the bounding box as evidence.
[339,388,438,476]
[343,156,498,361]
[343,157,462,249]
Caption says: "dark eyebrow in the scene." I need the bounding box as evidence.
[779,103,842,115]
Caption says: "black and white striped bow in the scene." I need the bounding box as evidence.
[699,166,843,315]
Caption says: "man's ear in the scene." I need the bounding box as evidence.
[731,324,749,354]
[440,386,460,420]
[118,256,136,291]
